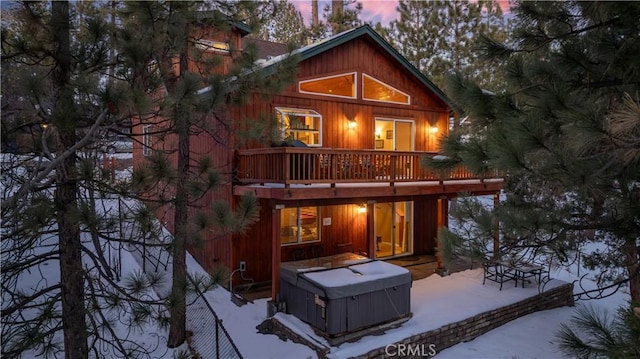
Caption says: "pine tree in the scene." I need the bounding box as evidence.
[1,1,176,357]
[557,304,640,358]
[251,0,307,47]
[308,0,362,37]
[324,0,363,36]
[437,1,640,304]
[387,0,442,74]
[117,1,298,347]
[386,0,509,95]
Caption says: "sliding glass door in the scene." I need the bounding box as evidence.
[374,118,414,151]
[374,201,413,258]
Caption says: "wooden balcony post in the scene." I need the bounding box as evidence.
[390,156,396,185]
[367,201,375,258]
[271,205,283,300]
[283,151,290,188]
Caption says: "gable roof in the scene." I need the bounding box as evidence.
[195,10,252,36]
[260,24,451,107]
[242,37,290,60]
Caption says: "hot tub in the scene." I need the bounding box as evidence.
[280,253,412,337]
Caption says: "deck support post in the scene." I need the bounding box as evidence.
[493,192,500,260]
[271,205,283,300]
[436,196,449,269]
[367,201,375,258]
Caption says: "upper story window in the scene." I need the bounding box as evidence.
[194,39,230,54]
[363,74,410,105]
[299,72,356,99]
[275,107,322,146]
[142,125,153,156]
[280,207,320,245]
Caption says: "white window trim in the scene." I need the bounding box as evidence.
[142,125,152,156]
[275,107,323,147]
[362,73,411,105]
[299,72,357,99]
[281,207,321,246]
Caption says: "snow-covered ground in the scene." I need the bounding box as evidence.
[5,153,629,358]
[188,253,628,359]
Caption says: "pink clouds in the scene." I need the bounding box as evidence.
[291,0,510,27]
[358,0,400,25]
[291,0,399,26]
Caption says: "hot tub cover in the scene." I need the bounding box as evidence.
[281,253,411,299]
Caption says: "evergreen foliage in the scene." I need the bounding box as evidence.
[385,0,510,95]
[438,0,640,306]
[557,304,640,358]
[1,2,173,357]
[1,0,298,356]
[324,0,363,36]
[251,0,307,47]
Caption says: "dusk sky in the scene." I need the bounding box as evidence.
[292,0,401,26]
[291,0,511,27]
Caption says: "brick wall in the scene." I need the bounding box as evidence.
[360,282,574,358]
[271,282,574,359]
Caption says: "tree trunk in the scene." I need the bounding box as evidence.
[167,119,189,347]
[624,238,640,304]
[167,50,190,349]
[51,2,89,358]
[311,0,318,27]
[331,0,343,34]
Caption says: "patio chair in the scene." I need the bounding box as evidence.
[482,261,517,290]
[503,249,552,288]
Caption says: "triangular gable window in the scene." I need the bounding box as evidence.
[362,74,410,105]
[299,72,356,99]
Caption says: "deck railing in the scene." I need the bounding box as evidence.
[236,148,501,187]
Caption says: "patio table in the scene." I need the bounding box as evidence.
[501,262,544,288]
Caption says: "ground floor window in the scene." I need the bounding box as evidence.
[280,207,320,245]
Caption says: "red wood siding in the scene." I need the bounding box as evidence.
[413,197,439,255]
[232,200,369,285]
[233,38,449,152]
[188,24,243,76]
[131,24,503,290]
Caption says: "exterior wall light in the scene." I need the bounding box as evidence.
[348,118,357,129]
[429,126,438,134]
[359,204,367,213]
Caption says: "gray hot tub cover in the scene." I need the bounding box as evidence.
[281,255,411,299]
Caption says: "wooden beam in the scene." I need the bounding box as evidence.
[367,202,375,258]
[436,197,448,269]
[234,180,504,200]
[271,206,282,300]
[493,192,500,260]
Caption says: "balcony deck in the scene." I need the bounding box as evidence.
[235,148,503,200]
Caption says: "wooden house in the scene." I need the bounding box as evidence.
[133,23,503,300]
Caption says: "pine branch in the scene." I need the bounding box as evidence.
[3,108,109,211]
[1,283,61,317]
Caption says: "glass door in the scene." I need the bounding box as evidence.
[374,201,413,258]
[375,118,414,179]
[374,118,414,151]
